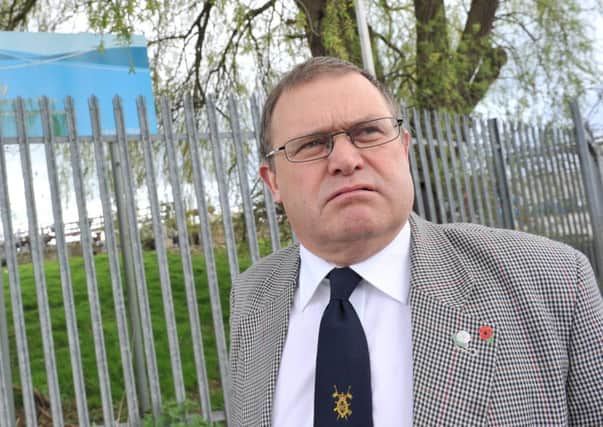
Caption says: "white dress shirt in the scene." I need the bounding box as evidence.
[272,223,413,427]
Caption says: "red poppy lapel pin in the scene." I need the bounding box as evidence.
[479,325,494,343]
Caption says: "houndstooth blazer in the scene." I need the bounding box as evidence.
[229,214,603,426]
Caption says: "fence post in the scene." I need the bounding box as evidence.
[228,95,261,263]
[250,94,281,252]
[0,123,13,427]
[570,100,603,286]
[0,125,37,425]
[109,122,151,414]
[592,139,603,189]
[0,123,12,424]
[207,95,240,282]
[488,118,515,230]
[0,264,15,426]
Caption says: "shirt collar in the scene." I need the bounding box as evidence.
[298,222,412,310]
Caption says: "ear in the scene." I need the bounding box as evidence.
[402,129,410,157]
[259,162,282,203]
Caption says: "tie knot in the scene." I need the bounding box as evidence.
[327,267,362,301]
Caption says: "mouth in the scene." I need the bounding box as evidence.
[328,185,376,202]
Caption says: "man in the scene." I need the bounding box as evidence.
[229,57,603,426]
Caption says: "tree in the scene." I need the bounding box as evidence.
[0,0,37,30]
[3,0,601,116]
[68,0,599,118]
[412,0,506,112]
[1,0,86,32]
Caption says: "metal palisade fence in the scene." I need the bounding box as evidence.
[404,105,603,275]
[0,94,602,427]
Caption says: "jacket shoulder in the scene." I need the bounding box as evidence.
[436,221,586,268]
[231,244,300,320]
[421,219,595,308]
[234,244,300,287]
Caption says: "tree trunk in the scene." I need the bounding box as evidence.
[414,0,507,113]
[454,0,506,112]
[295,0,363,68]
[414,0,451,110]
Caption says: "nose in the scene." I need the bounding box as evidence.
[326,132,364,175]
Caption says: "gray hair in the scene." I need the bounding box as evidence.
[259,56,400,167]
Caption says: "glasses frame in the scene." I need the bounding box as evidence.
[265,117,404,163]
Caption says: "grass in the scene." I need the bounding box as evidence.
[1,245,261,425]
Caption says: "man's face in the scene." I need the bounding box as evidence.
[260,72,414,265]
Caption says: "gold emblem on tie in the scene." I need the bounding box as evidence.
[332,385,353,420]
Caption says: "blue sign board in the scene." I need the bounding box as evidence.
[0,31,157,137]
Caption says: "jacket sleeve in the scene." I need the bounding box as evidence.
[566,252,603,425]
[229,275,244,426]
[229,276,242,385]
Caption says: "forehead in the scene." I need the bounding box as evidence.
[270,72,392,143]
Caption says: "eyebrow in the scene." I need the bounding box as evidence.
[290,114,386,139]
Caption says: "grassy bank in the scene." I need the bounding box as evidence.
[1,247,253,424]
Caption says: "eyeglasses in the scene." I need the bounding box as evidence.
[265,117,403,163]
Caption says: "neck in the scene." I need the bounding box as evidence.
[300,224,405,266]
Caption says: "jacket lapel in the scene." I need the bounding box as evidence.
[235,246,299,426]
[409,215,498,425]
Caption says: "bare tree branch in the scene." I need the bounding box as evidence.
[2,0,38,29]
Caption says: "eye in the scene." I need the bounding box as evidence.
[353,124,385,141]
[291,136,329,155]
[301,139,324,150]
[359,125,381,134]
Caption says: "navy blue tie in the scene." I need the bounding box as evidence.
[314,267,373,426]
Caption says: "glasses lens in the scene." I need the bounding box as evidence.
[282,118,400,162]
[286,134,331,162]
[351,118,398,147]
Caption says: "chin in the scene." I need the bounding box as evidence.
[332,219,382,241]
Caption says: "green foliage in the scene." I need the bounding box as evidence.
[86,0,158,43]
[321,0,361,63]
